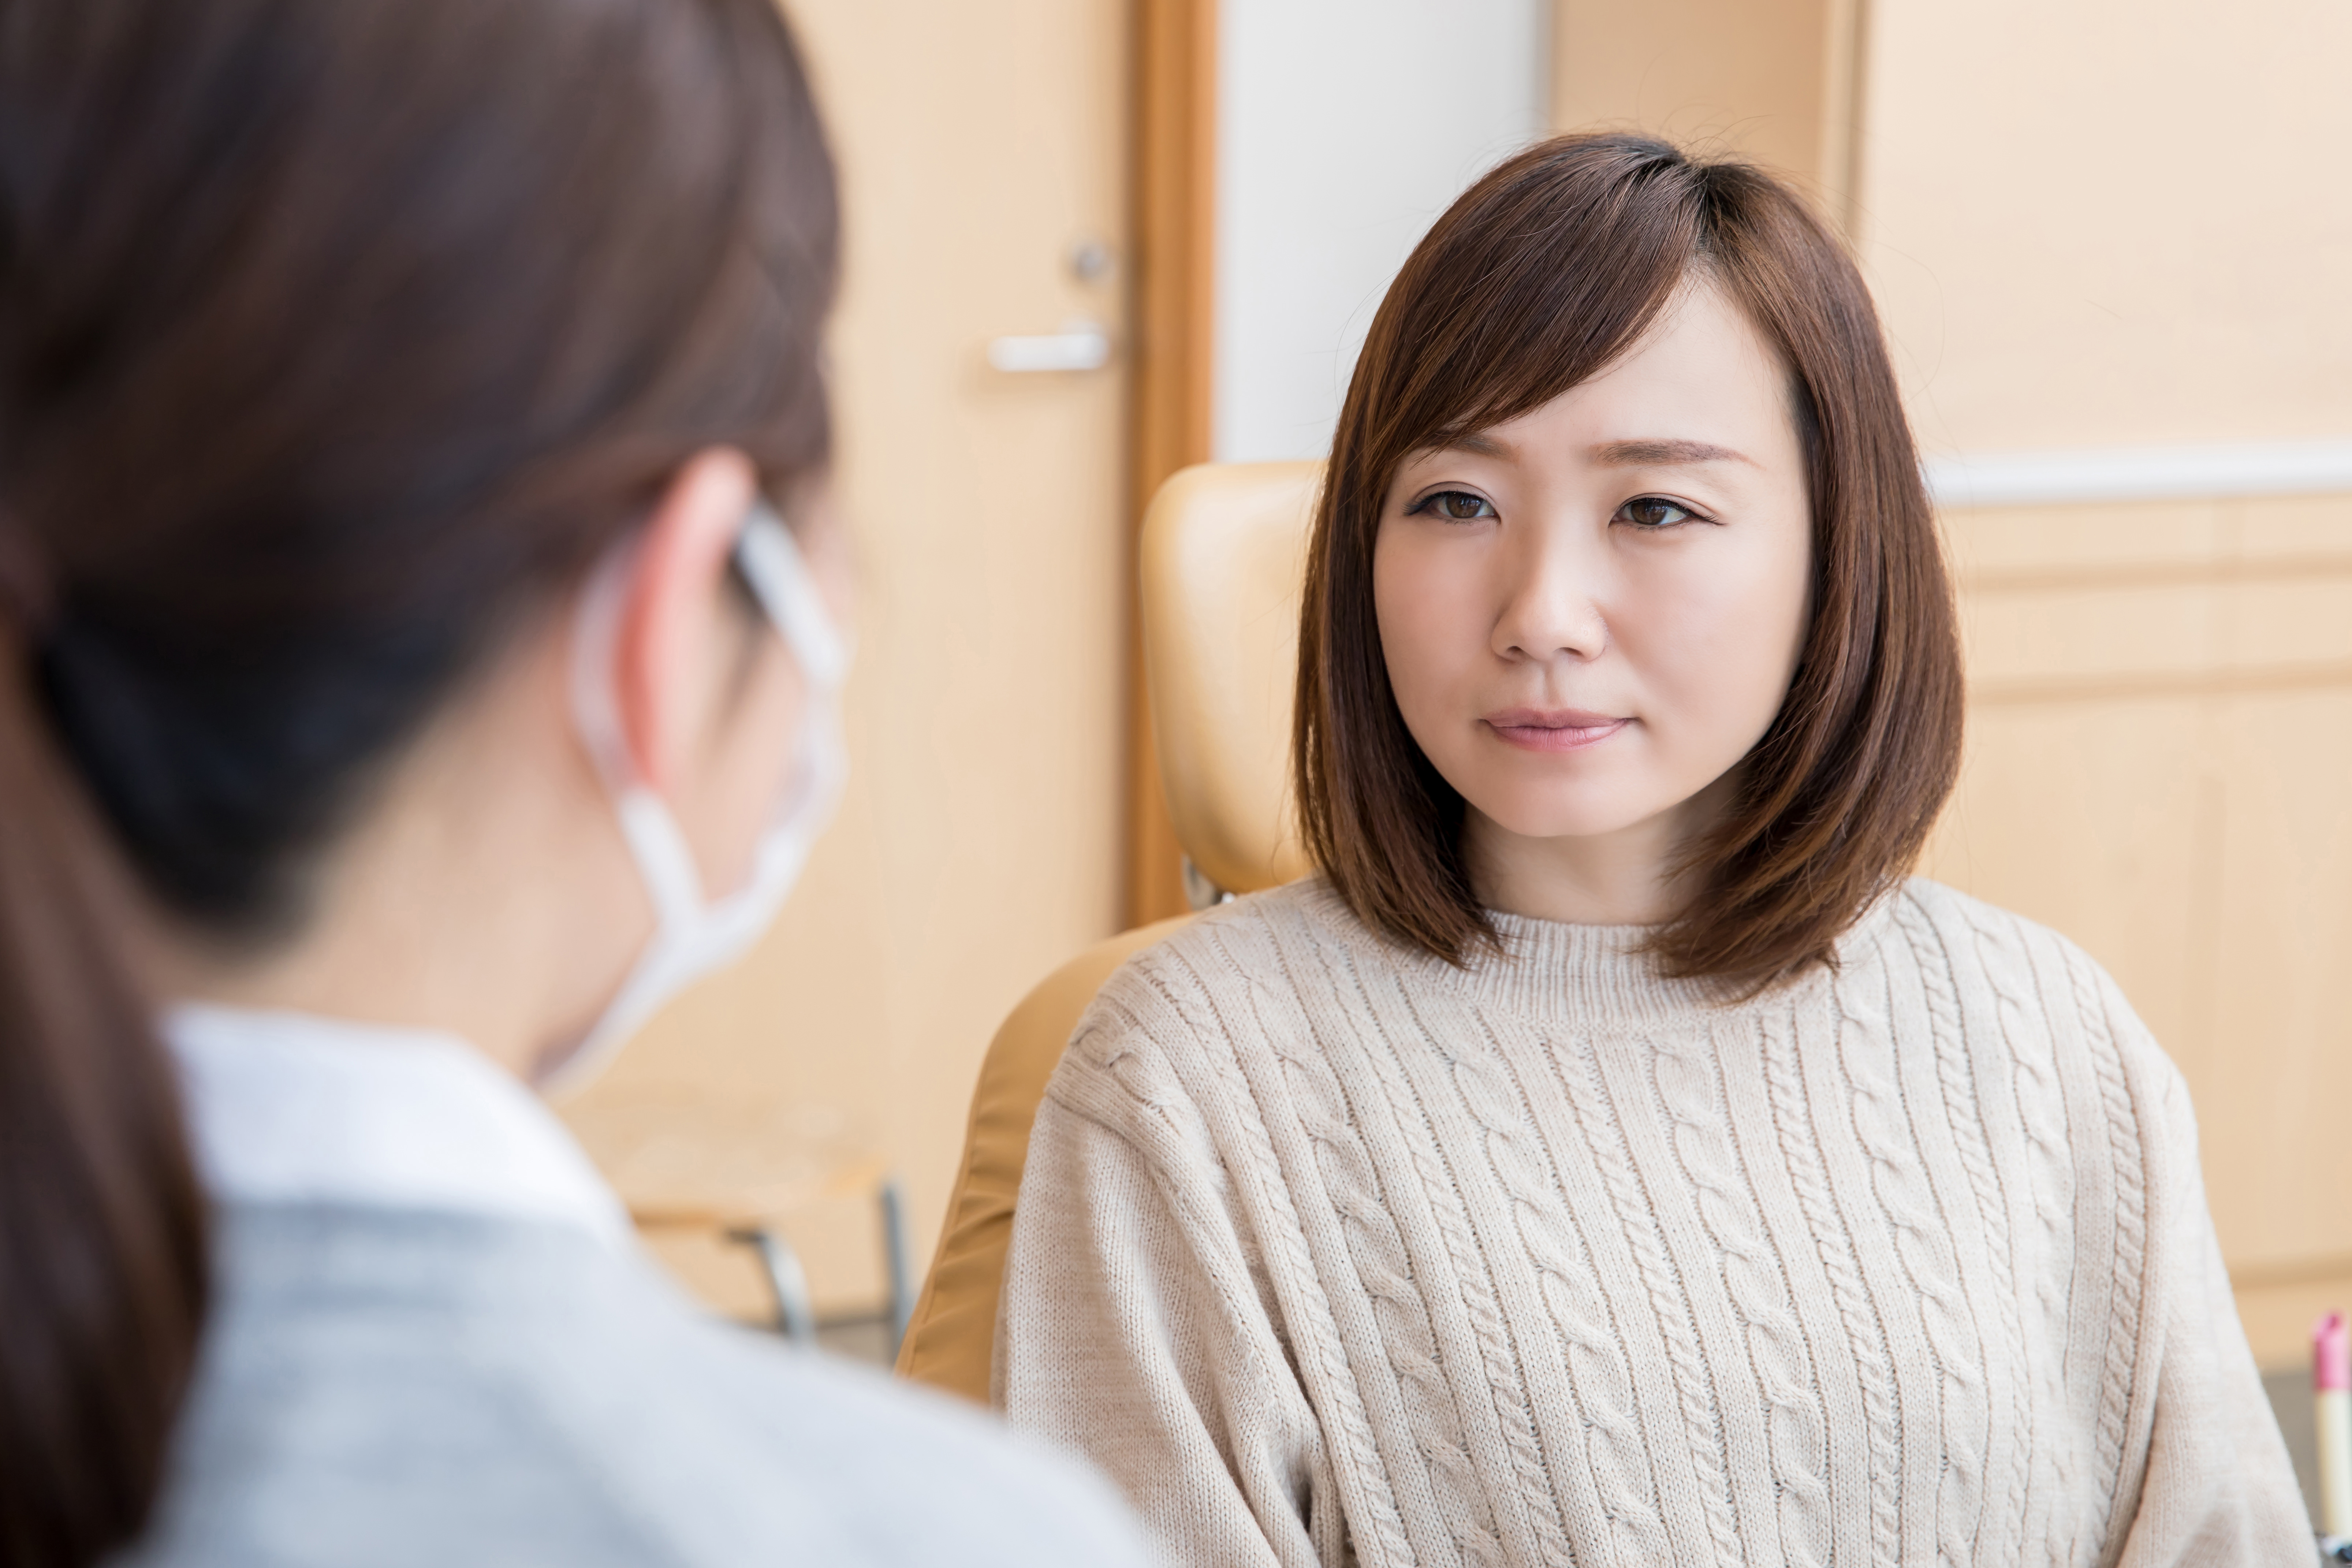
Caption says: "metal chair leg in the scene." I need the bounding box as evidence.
[723,1173,910,1359]
[729,1225,818,1347]
[878,1177,914,1360]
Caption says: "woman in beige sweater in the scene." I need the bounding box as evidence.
[995,134,2308,1565]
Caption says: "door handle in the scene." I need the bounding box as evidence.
[987,319,1112,373]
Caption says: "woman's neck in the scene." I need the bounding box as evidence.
[1463,772,1734,927]
[142,627,646,1083]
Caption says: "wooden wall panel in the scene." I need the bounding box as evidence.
[1923,492,2352,1364]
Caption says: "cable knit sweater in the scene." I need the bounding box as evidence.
[995,877,2308,1567]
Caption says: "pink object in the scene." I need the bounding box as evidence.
[2316,1312,2350,1392]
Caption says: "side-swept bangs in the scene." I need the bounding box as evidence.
[1292,133,1964,988]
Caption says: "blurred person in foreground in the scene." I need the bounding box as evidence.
[0,2,1151,1565]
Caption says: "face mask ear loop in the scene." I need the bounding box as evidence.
[543,505,852,1095]
[719,500,850,916]
[735,502,849,692]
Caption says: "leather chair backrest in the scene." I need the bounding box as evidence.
[895,461,1322,1401]
[1139,460,1321,895]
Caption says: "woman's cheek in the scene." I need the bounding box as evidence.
[1381,581,1493,793]
[1375,539,1449,711]
[1639,541,1805,763]
[1377,593,1449,746]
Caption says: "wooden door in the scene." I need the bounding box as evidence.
[1126,0,1216,926]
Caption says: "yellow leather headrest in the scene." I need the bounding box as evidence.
[1140,460,1323,896]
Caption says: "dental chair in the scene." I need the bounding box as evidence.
[894,460,1321,1403]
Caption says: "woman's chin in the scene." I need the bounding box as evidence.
[1464,793,1679,848]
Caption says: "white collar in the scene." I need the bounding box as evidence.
[165,1003,633,1250]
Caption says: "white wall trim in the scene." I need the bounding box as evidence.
[1924,440,2352,509]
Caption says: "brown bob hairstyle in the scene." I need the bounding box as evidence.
[1293,133,1963,990]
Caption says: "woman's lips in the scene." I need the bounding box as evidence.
[1481,708,1630,752]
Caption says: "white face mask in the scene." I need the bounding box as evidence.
[541,501,850,1093]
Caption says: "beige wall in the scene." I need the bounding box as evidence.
[1553,0,2352,449]
[560,0,1134,1319]
[1552,0,1861,212]
[1858,0,2352,453]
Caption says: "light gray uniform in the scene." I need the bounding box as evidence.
[119,1007,1152,1568]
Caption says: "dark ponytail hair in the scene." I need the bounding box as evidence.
[0,0,840,1560]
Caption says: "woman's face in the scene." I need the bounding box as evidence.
[1372,280,1813,867]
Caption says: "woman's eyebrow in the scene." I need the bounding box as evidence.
[1591,437,1754,466]
[1423,431,1511,459]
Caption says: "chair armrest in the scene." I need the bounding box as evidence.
[895,914,1197,1402]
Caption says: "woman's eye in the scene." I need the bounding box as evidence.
[1616,495,1696,529]
[1415,490,1497,522]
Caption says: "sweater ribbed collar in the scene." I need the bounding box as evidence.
[1291,877,1882,1029]
[1458,910,1730,1024]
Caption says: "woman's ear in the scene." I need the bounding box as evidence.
[612,447,758,796]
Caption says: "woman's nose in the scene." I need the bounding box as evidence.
[1489,525,1609,665]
